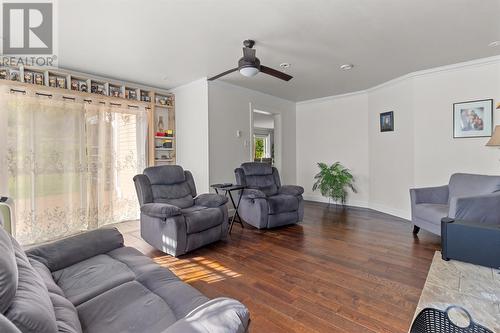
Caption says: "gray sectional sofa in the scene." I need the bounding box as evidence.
[0,224,249,333]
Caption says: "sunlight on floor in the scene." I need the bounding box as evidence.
[153,256,242,283]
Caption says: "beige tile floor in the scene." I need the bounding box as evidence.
[413,252,499,332]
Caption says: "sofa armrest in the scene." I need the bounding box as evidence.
[163,297,249,333]
[141,203,182,219]
[242,188,267,200]
[26,228,124,272]
[279,185,304,196]
[195,193,228,208]
[448,192,500,225]
[410,185,449,205]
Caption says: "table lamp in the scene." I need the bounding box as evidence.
[486,125,500,146]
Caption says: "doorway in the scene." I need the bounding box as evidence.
[250,108,281,172]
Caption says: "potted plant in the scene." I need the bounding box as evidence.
[312,162,357,206]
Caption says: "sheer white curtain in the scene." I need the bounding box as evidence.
[84,102,147,229]
[0,87,147,245]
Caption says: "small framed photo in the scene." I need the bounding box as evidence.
[453,99,493,138]
[24,71,33,84]
[71,80,79,91]
[9,69,19,81]
[56,77,66,89]
[34,72,44,85]
[0,68,8,80]
[49,76,57,87]
[380,111,394,132]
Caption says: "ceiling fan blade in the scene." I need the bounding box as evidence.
[242,47,256,61]
[208,68,239,81]
[260,65,293,81]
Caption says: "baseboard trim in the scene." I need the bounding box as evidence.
[303,194,411,221]
[302,194,369,209]
[368,202,411,221]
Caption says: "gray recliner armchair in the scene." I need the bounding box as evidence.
[234,162,304,229]
[410,173,500,235]
[134,165,228,256]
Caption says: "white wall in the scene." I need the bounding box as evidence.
[413,62,500,187]
[296,56,500,220]
[253,112,274,129]
[296,93,370,207]
[368,78,415,218]
[171,79,210,192]
[208,81,296,186]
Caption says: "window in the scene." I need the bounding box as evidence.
[0,90,147,244]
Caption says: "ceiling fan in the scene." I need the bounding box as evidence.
[208,40,293,82]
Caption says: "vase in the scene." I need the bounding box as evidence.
[157,116,164,133]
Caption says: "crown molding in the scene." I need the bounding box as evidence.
[296,89,368,106]
[297,55,500,105]
[170,77,208,92]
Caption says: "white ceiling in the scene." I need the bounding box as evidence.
[58,0,500,101]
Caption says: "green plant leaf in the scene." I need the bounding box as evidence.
[311,161,356,204]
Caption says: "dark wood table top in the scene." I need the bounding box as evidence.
[210,184,246,191]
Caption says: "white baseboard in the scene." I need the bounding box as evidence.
[302,194,369,209]
[303,194,411,221]
[368,202,411,221]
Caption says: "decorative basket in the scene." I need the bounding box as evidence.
[410,306,493,333]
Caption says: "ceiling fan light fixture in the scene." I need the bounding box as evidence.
[239,66,259,77]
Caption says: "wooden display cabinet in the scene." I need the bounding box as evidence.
[0,65,176,168]
[149,93,176,166]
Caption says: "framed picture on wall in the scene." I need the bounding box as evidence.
[453,99,493,138]
[380,111,394,132]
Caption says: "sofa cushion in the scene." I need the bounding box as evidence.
[77,281,177,333]
[0,313,21,333]
[241,162,273,176]
[29,259,64,297]
[5,237,58,333]
[107,246,209,319]
[413,203,449,223]
[30,259,82,333]
[50,293,83,333]
[152,183,194,209]
[144,165,185,185]
[0,227,17,313]
[26,227,124,272]
[246,175,278,196]
[449,173,500,200]
[52,254,135,306]
[268,194,299,214]
[240,163,279,196]
[183,206,223,234]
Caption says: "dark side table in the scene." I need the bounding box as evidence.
[210,184,246,233]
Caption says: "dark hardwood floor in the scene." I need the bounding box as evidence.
[116,201,441,333]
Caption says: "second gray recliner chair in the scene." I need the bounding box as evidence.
[134,165,228,256]
[235,162,304,229]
